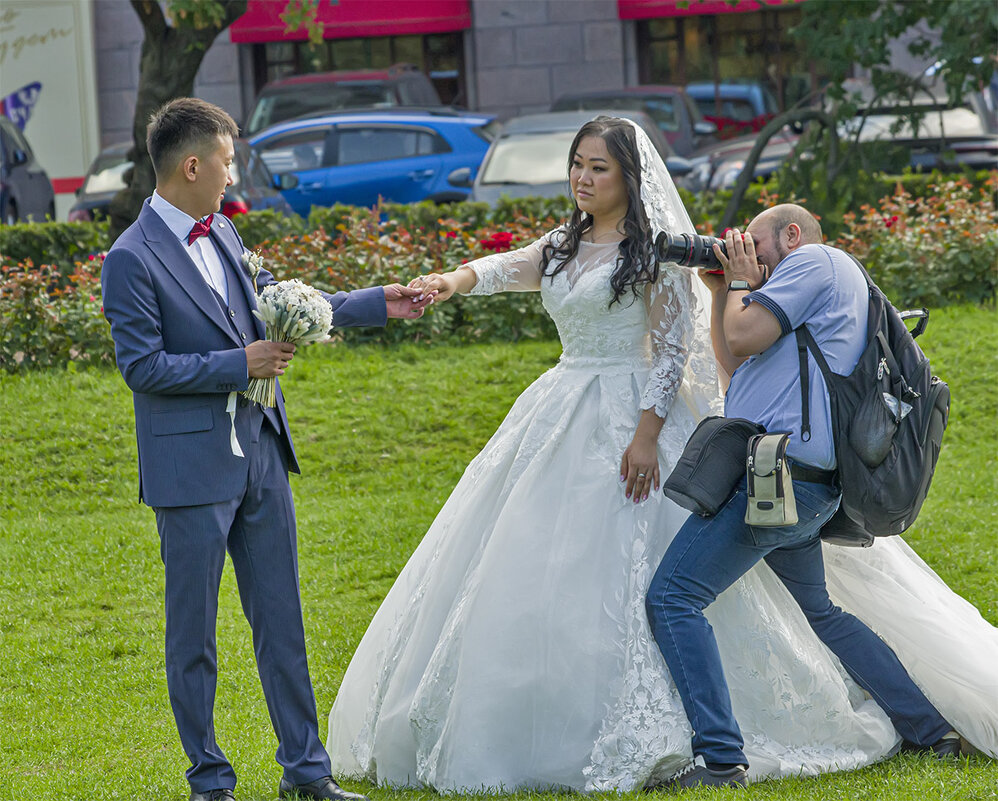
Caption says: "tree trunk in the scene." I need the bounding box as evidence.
[109,0,248,241]
[719,108,839,232]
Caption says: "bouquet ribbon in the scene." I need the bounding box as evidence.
[226,391,245,458]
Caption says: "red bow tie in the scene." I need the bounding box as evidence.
[187,214,214,245]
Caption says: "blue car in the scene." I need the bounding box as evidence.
[249,109,496,216]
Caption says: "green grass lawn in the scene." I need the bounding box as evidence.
[1,304,995,801]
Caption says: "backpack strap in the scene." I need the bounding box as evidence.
[794,252,876,446]
[796,328,811,442]
[795,324,832,443]
[846,252,876,290]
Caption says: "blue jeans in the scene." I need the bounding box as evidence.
[646,479,951,766]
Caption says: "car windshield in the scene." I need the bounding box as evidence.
[246,148,274,188]
[479,132,575,185]
[83,153,130,194]
[846,103,988,139]
[246,82,395,134]
[558,96,679,132]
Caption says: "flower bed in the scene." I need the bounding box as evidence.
[1,176,994,373]
[834,175,998,308]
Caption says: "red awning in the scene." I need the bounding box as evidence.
[230,0,471,43]
[618,0,802,19]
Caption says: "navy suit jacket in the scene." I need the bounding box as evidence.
[102,201,387,507]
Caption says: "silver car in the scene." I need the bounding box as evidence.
[459,110,694,205]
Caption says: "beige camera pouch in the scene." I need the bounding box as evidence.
[745,433,798,527]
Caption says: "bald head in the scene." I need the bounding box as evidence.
[756,204,822,246]
[744,204,823,271]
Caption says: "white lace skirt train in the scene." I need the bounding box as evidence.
[326,363,996,792]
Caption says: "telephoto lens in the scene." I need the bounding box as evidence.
[655,231,726,271]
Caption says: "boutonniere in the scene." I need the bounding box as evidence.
[241,250,264,293]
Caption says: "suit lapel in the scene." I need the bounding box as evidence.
[210,219,266,340]
[138,203,242,346]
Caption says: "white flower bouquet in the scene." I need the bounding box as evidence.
[244,278,333,407]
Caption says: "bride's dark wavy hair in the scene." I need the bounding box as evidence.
[540,116,657,306]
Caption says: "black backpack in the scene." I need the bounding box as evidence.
[795,256,950,547]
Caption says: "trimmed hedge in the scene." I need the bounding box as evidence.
[1,174,994,373]
[0,220,109,277]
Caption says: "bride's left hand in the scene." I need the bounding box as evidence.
[620,435,660,503]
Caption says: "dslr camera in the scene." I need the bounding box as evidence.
[655,232,726,273]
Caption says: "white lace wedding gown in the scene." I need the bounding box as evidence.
[327,235,998,792]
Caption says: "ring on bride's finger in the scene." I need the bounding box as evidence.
[637,472,647,478]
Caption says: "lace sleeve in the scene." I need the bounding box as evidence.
[462,230,558,296]
[640,265,694,419]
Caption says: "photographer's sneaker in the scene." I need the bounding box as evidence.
[653,755,748,791]
[901,729,964,759]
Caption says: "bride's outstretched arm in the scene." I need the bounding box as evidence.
[408,231,555,301]
[410,268,476,302]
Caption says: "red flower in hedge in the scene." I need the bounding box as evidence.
[480,231,515,252]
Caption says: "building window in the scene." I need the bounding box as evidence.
[636,8,814,110]
[251,32,465,106]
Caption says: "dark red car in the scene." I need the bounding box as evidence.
[68,139,296,222]
[685,81,780,140]
[244,63,441,136]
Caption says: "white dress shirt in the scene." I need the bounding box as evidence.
[149,191,228,303]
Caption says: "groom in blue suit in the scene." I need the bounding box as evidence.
[101,98,431,801]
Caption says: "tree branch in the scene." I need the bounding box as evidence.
[222,0,249,28]
[720,109,839,232]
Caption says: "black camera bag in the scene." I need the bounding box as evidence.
[795,255,950,547]
[663,416,764,517]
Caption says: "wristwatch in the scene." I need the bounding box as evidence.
[727,280,752,292]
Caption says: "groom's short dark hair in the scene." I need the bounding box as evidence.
[146,97,238,178]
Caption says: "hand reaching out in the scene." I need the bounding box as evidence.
[408,268,479,303]
[384,283,435,319]
[408,273,454,303]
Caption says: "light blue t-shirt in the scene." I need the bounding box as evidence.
[725,243,868,470]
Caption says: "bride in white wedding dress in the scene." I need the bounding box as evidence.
[326,117,997,792]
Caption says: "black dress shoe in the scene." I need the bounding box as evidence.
[190,790,235,801]
[278,776,370,801]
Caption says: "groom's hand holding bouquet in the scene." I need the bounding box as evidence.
[240,250,434,406]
